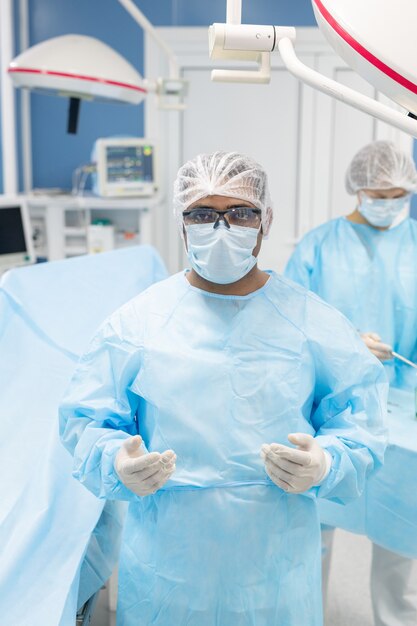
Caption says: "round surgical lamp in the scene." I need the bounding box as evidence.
[312,0,417,118]
[208,0,417,137]
[8,34,147,133]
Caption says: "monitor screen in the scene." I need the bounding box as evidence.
[0,206,27,255]
[106,145,154,184]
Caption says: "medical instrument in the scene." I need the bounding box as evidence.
[0,197,34,274]
[392,352,417,370]
[92,138,157,198]
[209,0,417,138]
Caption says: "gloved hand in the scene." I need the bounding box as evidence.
[360,332,392,361]
[261,433,330,494]
[115,435,176,497]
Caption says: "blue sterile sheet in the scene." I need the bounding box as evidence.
[0,246,167,626]
[319,386,417,557]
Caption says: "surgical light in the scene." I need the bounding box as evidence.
[8,34,146,134]
[209,0,417,138]
[311,0,417,118]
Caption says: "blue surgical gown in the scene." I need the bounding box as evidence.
[285,217,417,388]
[60,270,387,626]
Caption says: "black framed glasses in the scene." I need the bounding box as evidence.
[182,206,261,229]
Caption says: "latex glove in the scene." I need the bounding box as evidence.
[115,435,176,497]
[261,433,331,494]
[360,332,392,362]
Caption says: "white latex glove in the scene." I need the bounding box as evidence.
[360,332,392,362]
[115,435,176,497]
[260,433,331,494]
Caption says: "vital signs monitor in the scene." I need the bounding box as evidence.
[94,138,157,197]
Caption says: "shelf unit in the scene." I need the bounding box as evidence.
[26,193,163,261]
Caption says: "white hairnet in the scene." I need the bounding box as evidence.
[345,140,417,194]
[173,151,273,237]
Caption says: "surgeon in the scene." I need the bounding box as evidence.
[60,151,387,626]
[285,140,417,626]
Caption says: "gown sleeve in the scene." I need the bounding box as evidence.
[306,297,388,504]
[284,231,318,290]
[59,307,143,501]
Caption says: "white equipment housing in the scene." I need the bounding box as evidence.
[312,0,417,117]
[87,223,115,254]
[94,138,157,198]
[209,0,417,138]
[8,35,147,105]
[0,197,34,275]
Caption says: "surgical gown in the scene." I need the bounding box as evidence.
[60,270,387,626]
[285,217,417,388]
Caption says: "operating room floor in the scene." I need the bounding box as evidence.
[90,588,116,626]
[90,529,373,626]
[324,529,373,626]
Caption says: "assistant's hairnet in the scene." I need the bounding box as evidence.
[173,151,273,237]
[345,140,417,194]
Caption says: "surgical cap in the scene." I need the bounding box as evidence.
[345,140,417,194]
[173,151,273,237]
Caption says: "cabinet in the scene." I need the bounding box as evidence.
[27,193,162,261]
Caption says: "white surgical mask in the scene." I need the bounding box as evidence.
[185,222,259,284]
[358,193,410,228]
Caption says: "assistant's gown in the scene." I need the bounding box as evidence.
[285,217,417,388]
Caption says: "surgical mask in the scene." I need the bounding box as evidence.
[358,193,410,227]
[185,222,259,284]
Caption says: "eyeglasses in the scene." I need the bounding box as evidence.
[182,207,262,229]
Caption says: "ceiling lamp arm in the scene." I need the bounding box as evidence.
[210,0,269,84]
[226,0,242,24]
[117,0,179,80]
[277,37,417,139]
[116,0,187,110]
[209,9,417,138]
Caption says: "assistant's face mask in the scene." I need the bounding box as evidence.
[358,193,410,228]
[185,222,260,284]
